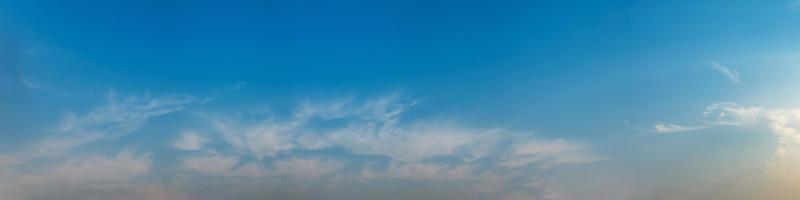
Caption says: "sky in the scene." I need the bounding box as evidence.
[2,0,800,199]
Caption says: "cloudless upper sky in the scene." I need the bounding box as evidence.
[2,1,800,200]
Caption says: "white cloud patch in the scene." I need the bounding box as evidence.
[653,122,709,133]
[174,131,207,151]
[37,91,201,156]
[763,109,800,181]
[299,123,499,162]
[19,77,43,90]
[711,62,742,84]
[0,151,152,199]
[503,139,602,169]
[703,102,762,125]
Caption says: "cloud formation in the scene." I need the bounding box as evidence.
[0,151,153,200]
[711,62,741,84]
[653,122,709,133]
[174,131,207,151]
[647,102,800,200]
[659,102,800,182]
[0,91,203,199]
[19,77,43,90]
[37,91,202,156]
[0,91,599,200]
[176,94,600,199]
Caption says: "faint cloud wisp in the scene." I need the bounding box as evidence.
[653,122,709,133]
[711,62,741,84]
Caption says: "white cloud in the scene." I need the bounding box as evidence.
[0,151,152,199]
[205,95,597,165]
[653,122,709,133]
[19,77,43,90]
[650,102,761,134]
[174,131,207,151]
[56,91,199,133]
[763,109,800,180]
[503,139,602,169]
[703,102,762,125]
[36,91,201,155]
[300,123,500,162]
[711,62,742,84]
[213,119,298,158]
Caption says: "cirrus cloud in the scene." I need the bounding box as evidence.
[0,91,600,200]
[178,94,600,200]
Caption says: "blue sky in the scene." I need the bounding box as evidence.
[2,1,800,199]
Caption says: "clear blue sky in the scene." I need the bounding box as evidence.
[2,1,800,199]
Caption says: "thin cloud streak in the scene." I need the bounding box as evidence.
[653,122,709,133]
[711,62,742,84]
[19,77,43,90]
[37,91,202,156]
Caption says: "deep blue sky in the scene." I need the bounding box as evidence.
[2,1,800,199]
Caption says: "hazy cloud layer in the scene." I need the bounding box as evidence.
[180,95,600,199]
[0,92,599,200]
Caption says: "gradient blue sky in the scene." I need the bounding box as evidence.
[2,1,800,200]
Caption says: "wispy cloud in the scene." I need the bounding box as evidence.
[653,122,709,133]
[0,91,207,199]
[1,91,599,200]
[0,91,205,199]
[37,91,202,155]
[19,77,43,90]
[710,62,741,84]
[703,102,762,125]
[177,94,600,199]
